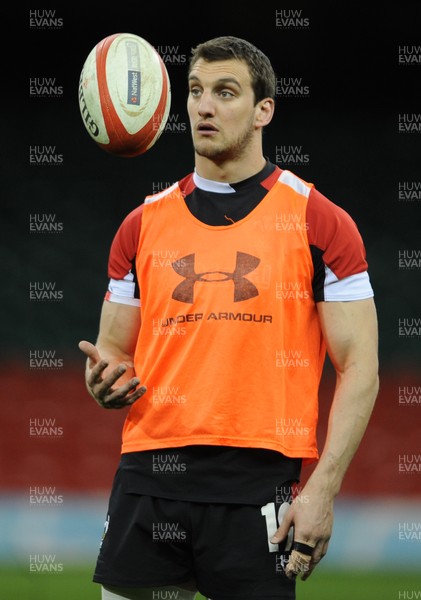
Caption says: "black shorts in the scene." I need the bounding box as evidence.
[93,469,296,600]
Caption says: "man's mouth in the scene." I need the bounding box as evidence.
[197,122,218,134]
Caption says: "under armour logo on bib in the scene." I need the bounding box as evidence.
[171,252,260,303]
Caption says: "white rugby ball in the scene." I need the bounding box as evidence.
[78,32,171,157]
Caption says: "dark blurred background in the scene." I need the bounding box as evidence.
[4,2,420,367]
[1,0,420,582]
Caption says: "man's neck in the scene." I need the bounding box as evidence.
[194,154,267,184]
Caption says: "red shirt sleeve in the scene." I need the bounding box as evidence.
[306,187,368,279]
[108,204,144,280]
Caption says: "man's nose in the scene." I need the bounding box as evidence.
[197,91,216,117]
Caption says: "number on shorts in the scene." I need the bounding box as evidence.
[261,502,294,553]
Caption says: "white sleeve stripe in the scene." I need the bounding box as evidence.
[278,170,312,198]
[108,276,137,298]
[323,268,374,301]
[107,277,141,306]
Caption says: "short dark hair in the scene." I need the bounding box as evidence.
[189,36,276,103]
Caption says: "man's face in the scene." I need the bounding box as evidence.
[187,58,258,163]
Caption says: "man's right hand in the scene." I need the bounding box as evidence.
[78,340,147,409]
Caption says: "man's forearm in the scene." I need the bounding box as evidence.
[306,365,379,497]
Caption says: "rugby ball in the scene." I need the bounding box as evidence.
[78,32,171,157]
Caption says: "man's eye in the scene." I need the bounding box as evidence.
[219,90,234,98]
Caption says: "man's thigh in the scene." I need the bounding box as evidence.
[93,473,194,588]
[191,492,296,599]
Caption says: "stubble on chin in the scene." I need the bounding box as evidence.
[194,126,254,163]
[194,141,226,160]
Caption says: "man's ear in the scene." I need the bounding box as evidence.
[255,97,275,129]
